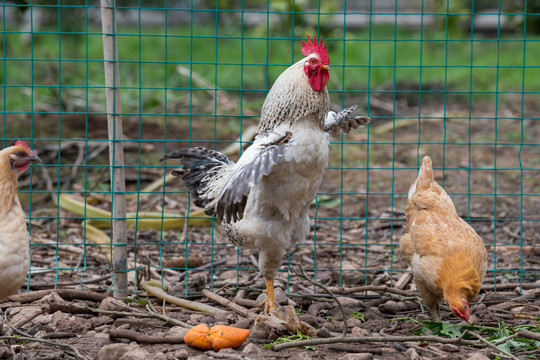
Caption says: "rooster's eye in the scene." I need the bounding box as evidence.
[310,59,316,64]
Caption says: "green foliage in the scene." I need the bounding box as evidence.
[264,330,314,350]
[432,0,471,36]
[124,297,148,306]
[315,195,342,208]
[351,311,365,322]
[2,23,539,122]
[247,0,340,37]
[506,0,540,34]
[414,320,540,355]
[489,323,540,354]
[415,321,472,338]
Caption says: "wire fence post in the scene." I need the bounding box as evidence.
[101,0,128,298]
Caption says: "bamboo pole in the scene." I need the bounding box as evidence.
[101,0,127,298]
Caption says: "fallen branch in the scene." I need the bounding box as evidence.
[72,303,192,328]
[233,296,259,309]
[516,330,540,341]
[481,283,540,291]
[109,328,186,344]
[0,336,89,360]
[142,280,225,316]
[272,333,481,351]
[6,289,107,304]
[26,274,112,290]
[394,272,413,290]
[202,289,258,319]
[48,301,95,316]
[235,287,333,303]
[330,285,417,297]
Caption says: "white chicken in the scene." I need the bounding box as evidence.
[161,36,369,313]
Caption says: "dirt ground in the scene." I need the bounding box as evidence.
[1,90,539,359]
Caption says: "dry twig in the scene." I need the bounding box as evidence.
[291,265,348,338]
[144,300,192,328]
[25,275,112,291]
[481,283,540,291]
[72,303,191,328]
[142,280,225,316]
[3,310,33,338]
[330,285,417,297]
[272,333,481,351]
[0,336,89,360]
[109,328,186,344]
[7,289,107,304]
[202,289,258,319]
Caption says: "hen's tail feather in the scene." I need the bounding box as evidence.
[417,156,434,190]
[160,146,234,212]
[408,155,434,199]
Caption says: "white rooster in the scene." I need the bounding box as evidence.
[161,36,369,313]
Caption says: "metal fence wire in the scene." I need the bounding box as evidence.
[1,1,539,298]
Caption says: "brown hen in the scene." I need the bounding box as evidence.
[0,141,42,300]
[400,156,487,324]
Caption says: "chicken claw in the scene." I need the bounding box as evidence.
[262,277,278,314]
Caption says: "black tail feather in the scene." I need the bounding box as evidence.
[161,146,233,212]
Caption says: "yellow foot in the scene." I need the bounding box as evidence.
[261,277,278,314]
[262,292,277,314]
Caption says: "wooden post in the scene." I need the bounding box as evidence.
[101,0,127,298]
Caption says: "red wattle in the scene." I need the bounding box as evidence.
[17,164,30,172]
[309,69,329,91]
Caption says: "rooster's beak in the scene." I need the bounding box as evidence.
[467,319,474,325]
[322,65,330,71]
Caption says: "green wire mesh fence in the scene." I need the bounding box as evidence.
[1,1,539,297]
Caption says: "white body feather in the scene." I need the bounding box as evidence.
[166,52,368,285]
[228,117,329,278]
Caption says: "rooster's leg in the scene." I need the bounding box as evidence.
[263,277,278,313]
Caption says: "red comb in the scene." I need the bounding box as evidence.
[301,35,329,64]
[15,140,31,151]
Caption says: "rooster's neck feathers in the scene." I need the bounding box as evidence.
[257,58,329,136]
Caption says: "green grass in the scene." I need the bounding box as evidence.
[2,24,539,128]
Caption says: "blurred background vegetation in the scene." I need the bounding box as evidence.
[2,0,538,138]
